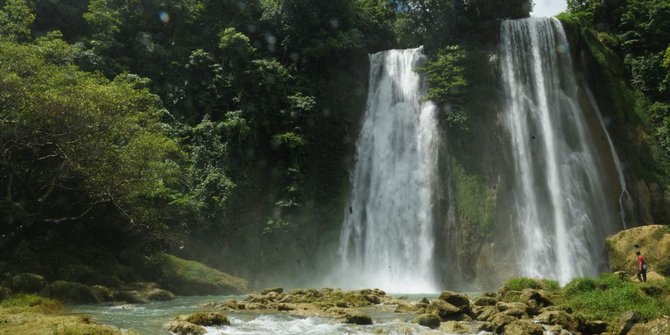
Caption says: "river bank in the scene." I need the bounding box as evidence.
[3,272,668,335]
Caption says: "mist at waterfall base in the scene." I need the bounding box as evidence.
[500,17,623,285]
[334,47,441,294]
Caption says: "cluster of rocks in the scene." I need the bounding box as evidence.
[2,272,176,304]
[407,288,607,334]
[203,287,400,324]
[165,312,230,335]
[200,286,614,334]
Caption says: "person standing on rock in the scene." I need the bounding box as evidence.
[636,251,647,282]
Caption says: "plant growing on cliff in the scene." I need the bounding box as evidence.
[422,45,468,128]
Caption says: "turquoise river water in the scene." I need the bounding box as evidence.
[68,294,493,335]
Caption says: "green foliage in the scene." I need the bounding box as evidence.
[562,274,670,321]
[503,277,560,292]
[562,277,597,296]
[0,36,184,254]
[422,45,468,128]
[451,161,495,239]
[0,0,35,42]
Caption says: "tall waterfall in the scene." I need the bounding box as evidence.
[337,47,440,293]
[500,18,621,284]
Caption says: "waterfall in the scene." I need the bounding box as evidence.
[584,86,632,229]
[337,47,440,293]
[500,18,619,284]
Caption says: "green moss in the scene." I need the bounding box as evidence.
[40,281,99,304]
[451,160,495,239]
[150,253,249,295]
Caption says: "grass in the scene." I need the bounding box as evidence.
[562,274,670,321]
[0,294,63,314]
[0,294,133,335]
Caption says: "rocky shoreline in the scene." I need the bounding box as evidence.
[166,279,668,335]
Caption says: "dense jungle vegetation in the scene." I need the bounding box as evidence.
[0,0,668,287]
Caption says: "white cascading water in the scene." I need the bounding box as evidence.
[500,18,620,284]
[584,86,632,229]
[337,47,440,293]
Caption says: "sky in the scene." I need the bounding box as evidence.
[531,0,568,17]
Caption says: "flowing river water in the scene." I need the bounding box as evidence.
[69,295,496,335]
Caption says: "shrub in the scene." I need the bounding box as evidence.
[503,278,559,291]
[563,277,597,296]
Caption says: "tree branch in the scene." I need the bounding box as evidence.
[43,200,109,224]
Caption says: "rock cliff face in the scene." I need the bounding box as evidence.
[606,225,670,278]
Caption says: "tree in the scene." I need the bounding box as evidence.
[0,35,184,256]
[0,0,35,41]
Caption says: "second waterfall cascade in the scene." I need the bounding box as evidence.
[337,47,440,293]
[500,17,622,284]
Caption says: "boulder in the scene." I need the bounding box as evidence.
[534,310,578,331]
[619,311,644,335]
[628,316,670,335]
[497,302,528,313]
[475,306,498,322]
[489,313,517,333]
[343,311,372,325]
[146,288,176,301]
[0,286,12,300]
[91,285,112,301]
[579,320,608,334]
[394,302,416,313]
[165,320,206,335]
[111,290,149,304]
[12,273,47,293]
[183,312,230,326]
[413,314,440,329]
[606,225,670,276]
[277,304,294,311]
[426,299,462,320]
[261,287,283,295]
[474,296,498,306]
[520,289,552,306]
[503,320,543,335]
[40,280,99,304]
[442,320,471,333]
[151,253,249,295]
[438,291,471,310]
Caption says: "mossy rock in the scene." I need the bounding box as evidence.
[504,319,544,335]
[91,285,113,301]
[110,290,149,304]
[0,286,13,300]
[151,253,249,295]
[146,288,176,301]
[426,299,462,320]
[413,314,440,329]
[165,320,206,335]
[606,225,670,276]
[183,312,230,326]
[40,281,99,304]
[11,273,47,293]
[343,311,372,325]
[438,291,470,310]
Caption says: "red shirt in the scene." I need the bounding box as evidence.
[637,255,646,271]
